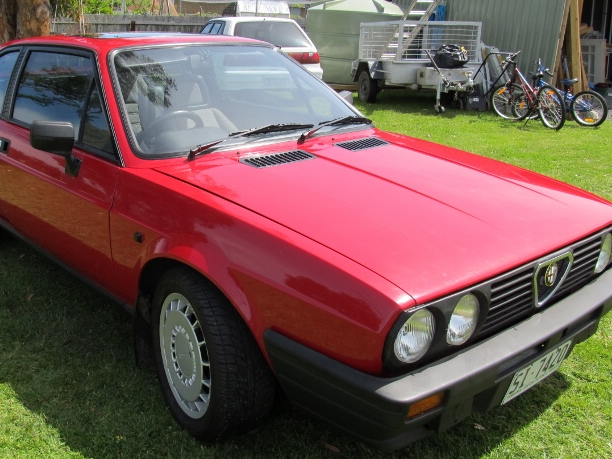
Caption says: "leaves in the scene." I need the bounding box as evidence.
[50,0,120,20]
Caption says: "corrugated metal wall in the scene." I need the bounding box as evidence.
[394,0,569,81]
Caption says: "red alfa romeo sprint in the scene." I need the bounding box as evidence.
[0,33,610,450]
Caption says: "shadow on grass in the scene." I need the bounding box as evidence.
[355,89,579,133]
[0,235,572,459]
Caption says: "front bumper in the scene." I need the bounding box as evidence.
[264,269,612,451]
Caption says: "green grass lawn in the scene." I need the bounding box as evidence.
[1,91,611,459]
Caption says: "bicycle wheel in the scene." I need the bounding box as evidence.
[570,90,608,127]
[537,85,565,130]
[491,84,530,120]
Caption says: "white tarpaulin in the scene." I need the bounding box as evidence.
[180,0,290,17]
[229,0,290,16]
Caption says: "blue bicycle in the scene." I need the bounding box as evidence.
[532,59,608,127]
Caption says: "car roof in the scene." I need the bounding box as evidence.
[1,32,262,53]
[208,17,299,24]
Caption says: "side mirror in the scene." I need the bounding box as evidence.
[30,121,81,176]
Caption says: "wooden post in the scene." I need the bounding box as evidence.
[566,0,586,91]
[578,0,589,88]
[553,0,572,87]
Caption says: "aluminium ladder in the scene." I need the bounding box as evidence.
[376,0,443,60]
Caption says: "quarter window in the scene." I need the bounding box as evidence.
[12,51,94,138]
[82,84,114,155]
[202,22,224,34]
[0,51,19,109]
[211,22,224,34]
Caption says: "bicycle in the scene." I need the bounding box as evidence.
[531,59,608,127]
[490,51,565,130]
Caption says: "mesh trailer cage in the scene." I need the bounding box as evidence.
[359,21,482,62]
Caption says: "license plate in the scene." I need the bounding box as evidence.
[502,340,572,405]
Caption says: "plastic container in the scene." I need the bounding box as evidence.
[594,82,610,97]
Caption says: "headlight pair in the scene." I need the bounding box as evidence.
[390,229,611,368]
[393,293,480,364]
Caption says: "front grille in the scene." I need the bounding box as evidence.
[479,230,607,337]
[556,238,601,295]
[482,269,533,335]
[335,137,389,151]
[240,150,315,168]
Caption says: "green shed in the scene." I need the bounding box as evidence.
[306,0,404,85]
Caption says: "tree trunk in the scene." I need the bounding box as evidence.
[0,0,51,44]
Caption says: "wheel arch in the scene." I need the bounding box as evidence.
[352,61,372,83]
[134,257,197,369]
[133,255,262,371]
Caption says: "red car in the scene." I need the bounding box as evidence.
[0,33,610,451]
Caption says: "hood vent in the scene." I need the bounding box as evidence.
[240,150,316,168]
[335,137,389,151]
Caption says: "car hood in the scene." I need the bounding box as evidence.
[156,130,612,302]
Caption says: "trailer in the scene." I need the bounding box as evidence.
[351,20,484,107]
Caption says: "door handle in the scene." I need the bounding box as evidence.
[0,137,10,154]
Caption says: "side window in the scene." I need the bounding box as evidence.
[211,22,224,34]
[0,51,19,109]
[12,51,94,138]
[203,22,224,34]
[82,83,114,155]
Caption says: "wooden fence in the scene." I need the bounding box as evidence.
[51,13,307,35]
[52,15,213,35]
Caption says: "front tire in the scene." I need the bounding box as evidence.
[571,90,608,127]
[152,267,275,440]
[537,85,565,130]
[490,84,529,120]
[358,69,378,103]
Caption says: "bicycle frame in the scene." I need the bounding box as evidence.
[501,58,539,110]
[532,61,573,110]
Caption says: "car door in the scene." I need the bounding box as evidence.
[0,49,21,222]
[0,46,120,294]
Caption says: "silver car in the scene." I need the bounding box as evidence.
[201,17,324,79]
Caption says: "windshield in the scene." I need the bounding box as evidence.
[113,44,359,157]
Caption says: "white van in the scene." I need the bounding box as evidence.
[222,0,290,18]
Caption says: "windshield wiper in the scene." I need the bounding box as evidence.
[229,123,314,138]
[187,123,315,161]
[187,139,226,161]
[297,116,372,144]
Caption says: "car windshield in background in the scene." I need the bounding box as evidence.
[233,22,312,48]
[113,44,356,157]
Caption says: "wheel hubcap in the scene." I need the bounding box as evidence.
[159,293,211,419]
[360,78,369,95]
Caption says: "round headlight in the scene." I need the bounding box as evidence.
[394,309,435,364]
[446,294,480,346]
[595,233,611,274]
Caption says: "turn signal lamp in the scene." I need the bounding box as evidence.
[407,392,445,419]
